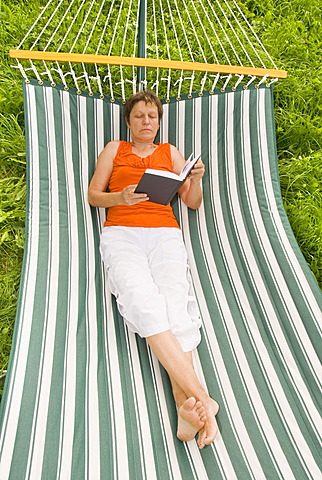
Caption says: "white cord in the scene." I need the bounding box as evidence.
[69,1,95,53]
[29,0,67,51]
[82,0,106,54]
[197,0,233,65]
[17,0,56,49]
[221,0,267,68]
[212,0,255,67]
[44,0,77,51]
[95,0,117,54]
[158,0,172,96]
[230,0,278,69]
[151,0,160,95]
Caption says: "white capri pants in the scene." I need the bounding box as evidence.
[100,226,201,352]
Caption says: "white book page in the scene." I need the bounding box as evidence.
[144,169,181,180]
[179,153,201,179]
[144,153,200,181]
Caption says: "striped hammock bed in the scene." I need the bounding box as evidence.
[0,80,321,480]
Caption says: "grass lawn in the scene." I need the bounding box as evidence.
[0,0,321,391]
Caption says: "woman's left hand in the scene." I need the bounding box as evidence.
[189,159,205,183]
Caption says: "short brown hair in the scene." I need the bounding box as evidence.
[124,90,163,124]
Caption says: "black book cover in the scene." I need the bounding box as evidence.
[135,153,200,205]
[135,173,183,205]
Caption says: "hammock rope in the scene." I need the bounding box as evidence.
[10,0,287,99]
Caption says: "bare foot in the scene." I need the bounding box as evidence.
[177,397,207,442]
[197,399,220,449]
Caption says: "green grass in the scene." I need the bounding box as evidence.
[0,0,321,392]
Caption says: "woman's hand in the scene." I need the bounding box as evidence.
[121,185,149,205]
[188,159,205,183]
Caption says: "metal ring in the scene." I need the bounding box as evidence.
[64,86,69,91]
[165,98,170,103]
[187,94,192,99]
[38,80,44,85]
[110,97,115,103]
[198,92,203,97]
[25,79,30,84]
[51,82,56,87]
[76,90,82,95]
[100,94,104,99]
[209,90,214,95]
[88,92,94,96]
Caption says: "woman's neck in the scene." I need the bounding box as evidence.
[130,140,157,156]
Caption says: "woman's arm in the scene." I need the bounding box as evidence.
[88,141,149,207]
[171,145,205,210]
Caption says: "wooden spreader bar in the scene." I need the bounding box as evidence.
[9,50,287,79]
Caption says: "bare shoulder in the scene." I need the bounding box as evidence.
[170,144,186,174]
[100,140,120,159]
[89,141,120,192]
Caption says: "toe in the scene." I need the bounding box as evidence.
[183,397,196,411]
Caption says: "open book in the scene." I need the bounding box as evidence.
[135,153,201,205]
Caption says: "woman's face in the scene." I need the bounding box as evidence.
[126,101,160,141]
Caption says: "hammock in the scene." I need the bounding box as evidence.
[1,1,321,479]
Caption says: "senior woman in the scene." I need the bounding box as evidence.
[88,90,219,448]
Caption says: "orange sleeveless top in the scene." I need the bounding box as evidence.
[104,141,180,228]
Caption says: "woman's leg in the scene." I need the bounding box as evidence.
[146,330,219,448]
[148,229,201,352]
[168,351,207,442]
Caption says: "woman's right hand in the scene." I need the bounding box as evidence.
[121,185,149,205]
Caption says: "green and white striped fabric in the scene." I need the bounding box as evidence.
[0,80,321,480]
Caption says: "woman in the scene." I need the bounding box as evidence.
[88,90,219,448]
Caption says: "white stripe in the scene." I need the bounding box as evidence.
[0,84,40,480]
[112,101,120,140]
[78,94,101,480]
[176,99,185,155]
[95,97,105,156]
[56,89,78,480]
[161,102,169,143]
[27,86,60,479]
[193,96,202,157]
[94,98,108,228]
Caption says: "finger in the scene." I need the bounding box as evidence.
[130,196,149,205]
[123,184,138,193]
